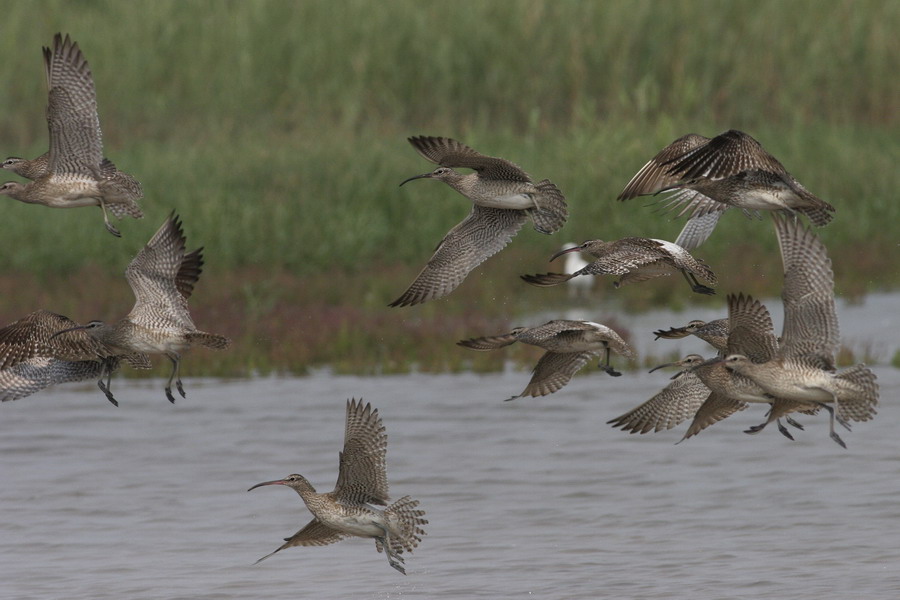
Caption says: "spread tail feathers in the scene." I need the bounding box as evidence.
[376,496,428,555]
[528,179,568,234]
[187,331,231,350]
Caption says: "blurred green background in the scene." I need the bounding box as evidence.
[0,0,897,375]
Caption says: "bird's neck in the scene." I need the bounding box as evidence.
[442,171,475,195]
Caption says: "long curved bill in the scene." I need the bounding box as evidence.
[648,360,683,374]
[549,245,582,262]
[247,479,286,492]
[399,172,433,186]
[48,324,89,341]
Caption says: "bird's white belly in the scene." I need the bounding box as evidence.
[40,178,102,206]
[752,373,835,403]
[321,511,385,538]
[475,192,535,210]
[123,323,190,354]
[736,188,792,210]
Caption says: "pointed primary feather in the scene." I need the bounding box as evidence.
[333,398,390,505]
[390,205,526,306]
[125,213,199,328]
[673,211,723,251]
[44,33,103,177]
[515,351,595,399]
[407,136,531,182]
[726,293,779,362]
[607,370,711,434]
[618,133,710,199]
[665,129,789,181]
[772,213,839,364]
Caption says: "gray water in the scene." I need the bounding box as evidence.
[1,296,899,599]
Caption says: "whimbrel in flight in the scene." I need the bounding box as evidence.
[0,33,142,237]
[619,133,718,213]
[0,310,150,404]
[249,399,427,575]
[620,130,834,227]
[657,290,840,442]
[51,213,230,403]
[607,358,725,436]
[2,152,142,202]
[649,352,812,443]
[618,133,726,248]
[612,291,820,442]
[721,216,878,446]
[653,318,729,352]
[521,237,717,295]
[390,135,567,307]
[458,320,634,400]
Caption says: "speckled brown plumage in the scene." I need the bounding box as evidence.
[522,237,717,295]
[658,130,834,226]
[248,399,427,574]
[392,136,567,306]
[51,213,230,404]
[0,310,149,404]
[459,320,634,399]
[0,34,142,236]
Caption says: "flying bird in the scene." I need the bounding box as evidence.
[390,136,567,307]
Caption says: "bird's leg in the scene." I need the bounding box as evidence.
[97,377,118,407]
[833,398,852,431]
[600,347,621,377]
[681,270,715,295]
[813,402,847,449]
[164,353,184,403]
[98,198,122,237]
[96,360,118,407]
[837,413,852,431]
[376,530,406,575]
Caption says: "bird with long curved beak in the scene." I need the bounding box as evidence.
[522,237,717,295]
[390,135,567,307]
[49,213,230,405]
[458,319,634,401]
[248,399,427,574]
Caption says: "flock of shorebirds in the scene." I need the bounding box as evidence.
[393,129,876,455]
[1,33,880,575]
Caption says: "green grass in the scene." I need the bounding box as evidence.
[0,1,897,376]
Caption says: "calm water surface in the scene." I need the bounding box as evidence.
[1,297,899,599]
